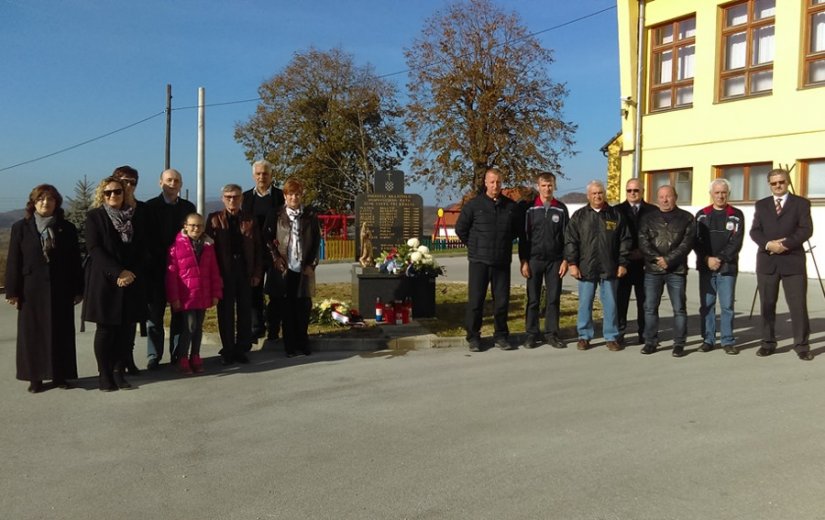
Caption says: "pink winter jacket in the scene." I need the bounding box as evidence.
[165,231,223,310]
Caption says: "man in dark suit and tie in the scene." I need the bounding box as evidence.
[615,178,656,346]
[749,168,814,361]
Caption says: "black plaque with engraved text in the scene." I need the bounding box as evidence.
[354,193,423,261]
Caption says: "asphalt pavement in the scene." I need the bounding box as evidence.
[2,257,825,519]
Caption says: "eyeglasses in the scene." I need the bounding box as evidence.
[626,189,641,193]
[769,180,787,186]
[120,179,137,186]
[103,189,124,197]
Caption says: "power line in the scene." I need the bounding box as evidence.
[0,111,165,173]
[0,4,616,172]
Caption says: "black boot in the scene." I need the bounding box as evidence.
[98,373,117,392]
[113,362,133,390]
[125,349,141,376]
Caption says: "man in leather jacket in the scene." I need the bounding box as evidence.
[564,180,631,352]
[638,185,695,357]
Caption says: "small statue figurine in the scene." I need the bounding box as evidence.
[359,222,373,268]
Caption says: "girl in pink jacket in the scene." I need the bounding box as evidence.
[166,213,223,374]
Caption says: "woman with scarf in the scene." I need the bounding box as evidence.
[82,176,148,391]
[263,177,320,357]
[5,185,83,393]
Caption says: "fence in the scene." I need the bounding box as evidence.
[320,238,355,261]
[319,236,466,261]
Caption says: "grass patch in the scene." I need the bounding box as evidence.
[192,280,597,339]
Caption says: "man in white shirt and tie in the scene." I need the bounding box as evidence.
[749,168,814,360]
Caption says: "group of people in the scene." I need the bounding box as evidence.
[5,160,321,393]
[456,167,814,360]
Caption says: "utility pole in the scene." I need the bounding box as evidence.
[165,84,172,170]
[197,87,205,214]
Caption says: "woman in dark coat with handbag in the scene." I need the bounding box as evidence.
[263,177,320,357]
[5,185,83,393]
[82,176,147,391]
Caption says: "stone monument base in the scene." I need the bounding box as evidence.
[352,264,436,318]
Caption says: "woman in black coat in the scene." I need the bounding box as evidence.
[81,176,147,392]
[5,185,83,393]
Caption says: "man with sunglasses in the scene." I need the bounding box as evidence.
[750,168,814,361]
[144,169,196,370]
[615,178,655,346]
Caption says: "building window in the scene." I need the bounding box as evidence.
[801,159,825,198]
[719,0,775,100]
[650,16,696,111]
[648,169,693,205]
[716,162,772,201]
[804,0,825,86]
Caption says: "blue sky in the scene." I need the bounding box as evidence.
[0,0,619,211]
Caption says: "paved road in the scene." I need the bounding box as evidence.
[2,259,825,519]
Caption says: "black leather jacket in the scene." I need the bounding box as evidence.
[638,207,695,275]
[564,204,630,280]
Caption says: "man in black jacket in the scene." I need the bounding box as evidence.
[242,160,285,343]
[144,169,196,369]
[455,168,525,352]
[638,185,695,357]
[519,171,569,349]
[564,180,630,352]
[749,168,814,361]
[695,178,744,355]
[615,178,655,346]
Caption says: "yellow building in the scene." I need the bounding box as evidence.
[615,0,825,206]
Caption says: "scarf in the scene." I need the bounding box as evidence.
[34,214,56,263]
[286,206,302,271]
[104,204,135,243]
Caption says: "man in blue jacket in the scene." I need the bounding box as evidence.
[455,167,525,352]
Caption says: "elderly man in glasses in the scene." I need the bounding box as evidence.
[206,184,263,365]
[750,168,814,361]
[615,178,655,346]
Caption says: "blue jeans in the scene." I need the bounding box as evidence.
[644,273,687,346]
[699,271,737,346]
[577,278,619,341]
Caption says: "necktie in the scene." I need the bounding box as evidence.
[633,205,639,216]
[775,198,782,215]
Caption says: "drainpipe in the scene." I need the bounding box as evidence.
[632,0,646,179]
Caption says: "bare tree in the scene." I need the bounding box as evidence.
[404,0,577,197]
[235,47,407,211]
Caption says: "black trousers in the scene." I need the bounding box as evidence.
[756,271,810,352]
[617,261,645,340]
[466,261,511,341]
[217,257,253,356]
[94,323,132,383]
[279,269,312,354]
[525,258,563,337]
